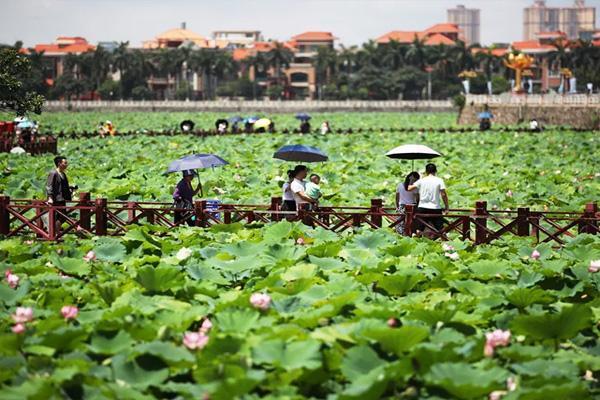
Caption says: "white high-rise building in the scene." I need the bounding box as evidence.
[447,5,481,44]
[523,0,596,40]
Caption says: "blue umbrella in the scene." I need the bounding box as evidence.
[228,116,243,123]
[273,145,328,163]
[243,116,259,124]
[295,113,311,121]
[17,120,35,129]
[478,111,493,120]
[166,154,229,174]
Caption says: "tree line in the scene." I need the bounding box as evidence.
[3,37,600,103]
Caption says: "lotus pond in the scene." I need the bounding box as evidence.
[0,112,599,399]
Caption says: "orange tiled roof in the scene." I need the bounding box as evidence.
[424,33,456,46]
[376,31,424,44]
[471,47,509,57]
[424,23,461,34]
[511,40,554,52]
[291,32,336,42]
[34,43,95,54]
[233,48,252,61]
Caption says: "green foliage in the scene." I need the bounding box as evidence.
[0,47,45,116]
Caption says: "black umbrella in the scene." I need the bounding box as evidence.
[273,145,328,163]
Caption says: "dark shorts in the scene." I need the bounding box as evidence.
[416,207,444,232]
[281,200,296,211]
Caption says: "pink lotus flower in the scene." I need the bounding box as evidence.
[484,329,511,357]
[4,269,19,289]
[506,376,517,392]
[183,331,209,350]
[506,190,513,198]
[296,237,305,245]
[24,240,34,245]
[11,323,26,334]
[11,307,33,324]
[489,391,507,400]
[61,305,78,320]
[442,243,454,252]
[200,318,212,333]
[530,249,541,260]
[588,260,600,273]
[387,317,398,328]
[250,293,271,310]
[445,252,459,261]
[83,250,96,262]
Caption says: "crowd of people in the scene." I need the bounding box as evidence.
[45,153,449,236]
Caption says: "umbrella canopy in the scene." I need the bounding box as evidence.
[478,111,493,120]
[243,116,259,124]
[166,154,228,174]
[273,145,328,163]
[295,113,311,121]
[17,120,35,129]
[385,144,442,160]
[228,116,243,123]
[254,118,271,130]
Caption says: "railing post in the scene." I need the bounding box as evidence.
[270,196,282,222]
[517,207,530,236]
[579,202,598,235]
[474,201,488,244]
[530,211,541,242]
[95,198,107,236]
[48,201,57,240]
[78,192,91,231]
[194,200,207,227]
[352,213,362,228]
[461,216,470,240]
[370,198,383,228]
[34,200,45,238]
[127,201,136,223]
[0,196,9,235]
[404,204,415,236]
[222,204,233,224]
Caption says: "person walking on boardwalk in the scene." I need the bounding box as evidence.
[46,156,73,206]
[46,156,76,230]
[173,170,202,226]
[281,169,296,208]
[408,163,448,236]
[396,171,420,235]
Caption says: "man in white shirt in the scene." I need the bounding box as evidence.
[408,163,449,233]
[290,165,316,211]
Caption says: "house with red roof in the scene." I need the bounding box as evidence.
[377,23,463,46]
[29,37,96,86]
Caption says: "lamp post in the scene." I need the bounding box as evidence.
[425,66,433,100]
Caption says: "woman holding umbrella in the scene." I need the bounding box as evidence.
[173,170,203,226]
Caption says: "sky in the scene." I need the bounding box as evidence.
[1,0,598,47]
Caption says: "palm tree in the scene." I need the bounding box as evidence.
[266,42,293,84]
[338,45,358,76]
[405,36,428,70]
[452,40,477,72]
[112,42,130,96]
[356,40,380,69]
[315,46,338,85]
[381,40,406,70]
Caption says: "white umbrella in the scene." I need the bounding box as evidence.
[10,146,26,155]
[386,144,442,169]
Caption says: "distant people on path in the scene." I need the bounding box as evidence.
[320,121,331,135]
[529,118,542,132]
[408,163,449,237]
[46,156,77,229]
[305,174,323,207]
[396,171,420,235]
[216,119,228,134]
[180,120,195,133]
[173,170,202,226]
[479,105,493,131]
[300,120,311,134]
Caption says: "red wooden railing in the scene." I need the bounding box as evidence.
[0,193,597,245]
[0,136,58,154]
